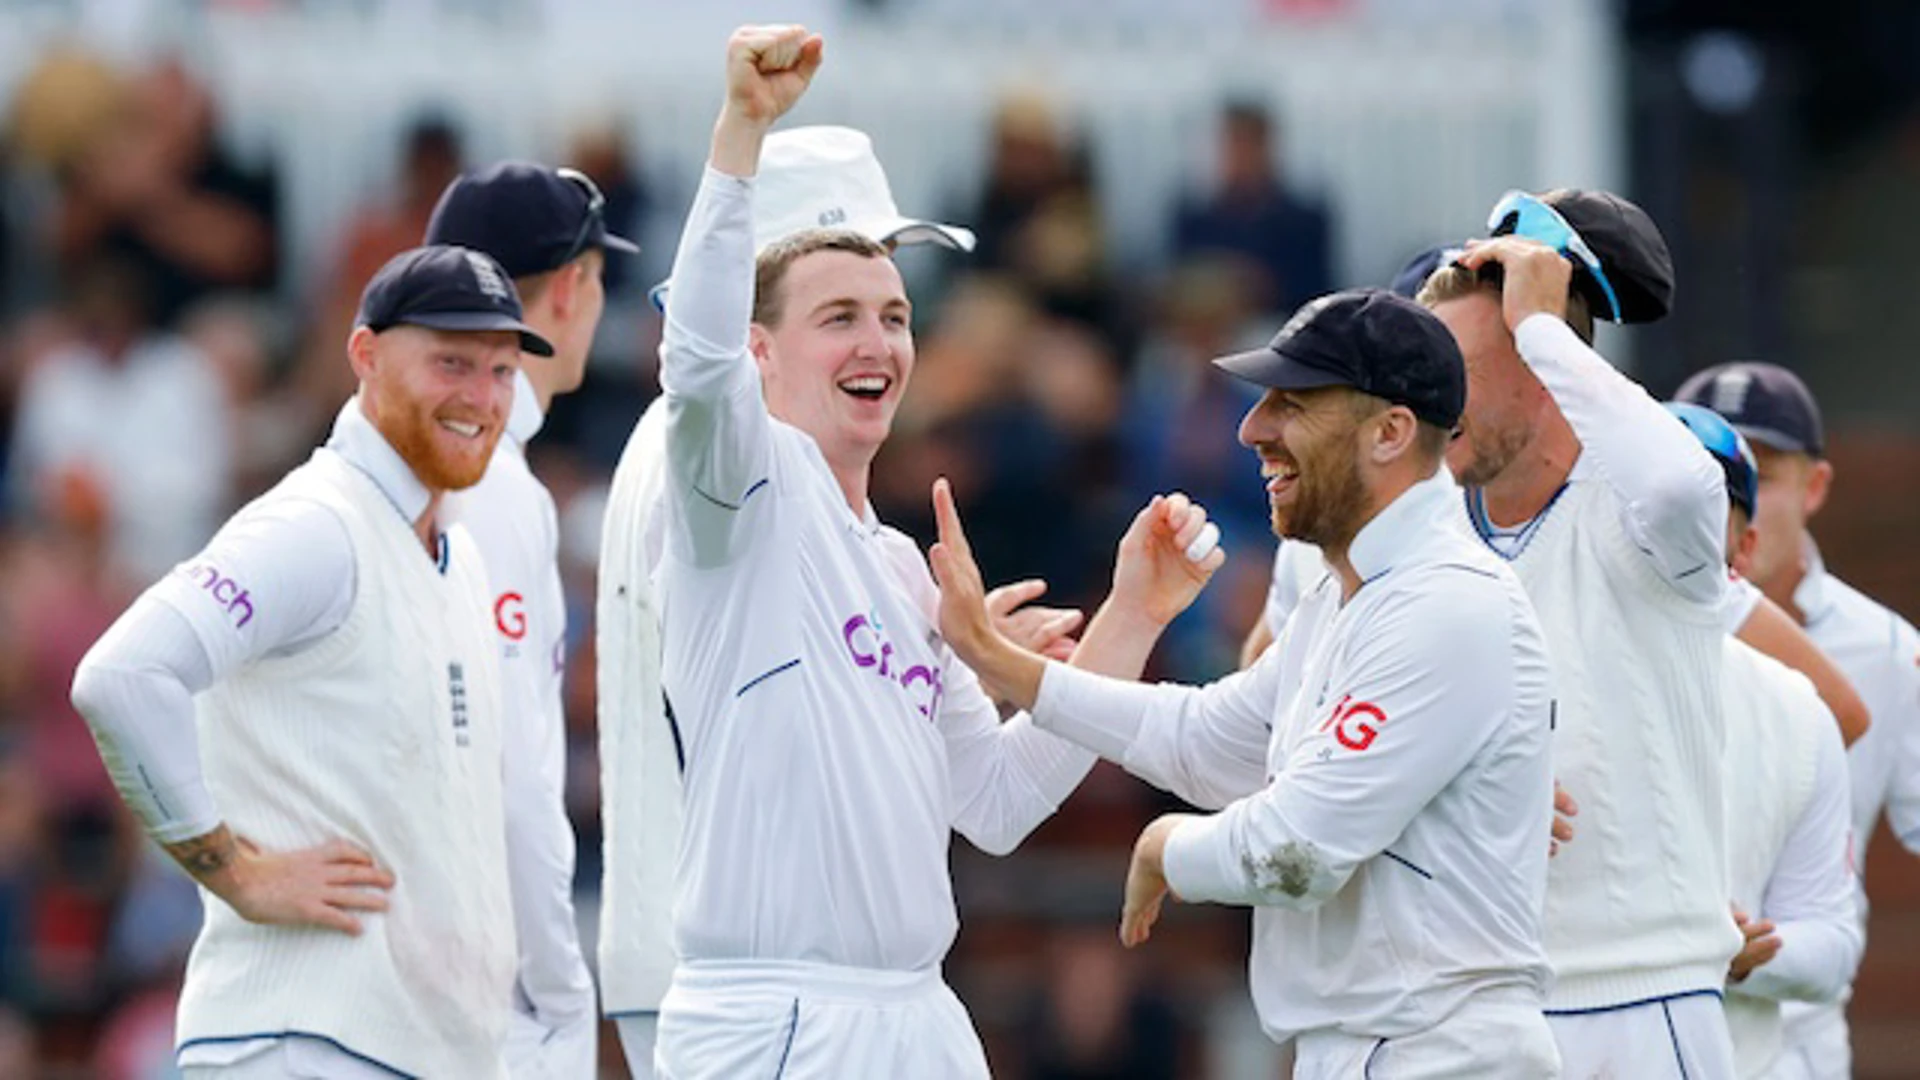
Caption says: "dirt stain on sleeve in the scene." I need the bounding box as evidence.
[1243,840,1320,899]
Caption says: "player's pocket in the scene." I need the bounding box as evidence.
[656,985,801,1080]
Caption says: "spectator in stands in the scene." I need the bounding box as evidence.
[8,257,231,584]
[967,92,1125,339]
[1172,100,1331,317]
[1120,258,1273,676]
[52,57,279,328]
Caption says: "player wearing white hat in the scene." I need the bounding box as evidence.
[69,246,549,1078]
[597,102,985,1080]
[616,26,1221,1078]
[932,288,1560,1078]
[1675,362,1920,1080]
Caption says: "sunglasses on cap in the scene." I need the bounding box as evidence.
[1664,402,1758,519]
[1486,190,1624,323]
[556,167,607,265]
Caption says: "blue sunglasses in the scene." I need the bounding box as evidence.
[1664,402,1758,519]
[1486,190,1624,323]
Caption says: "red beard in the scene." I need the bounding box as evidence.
[373,397,498,492]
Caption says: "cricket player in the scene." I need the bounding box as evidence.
[68,245,548,1078]
[596,125,981,1078]
[424,160,641,1076]
[1676,361,1920,1079]
[1248,248,1867,754]
[636,26,1220,1077]
[1417,193,1746,1074]
[930,288,1560,1078]
[1664,403,1861,1078]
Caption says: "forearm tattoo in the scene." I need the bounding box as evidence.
[166,826,237,880]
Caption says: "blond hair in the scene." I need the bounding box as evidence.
[1416,263,1595,345]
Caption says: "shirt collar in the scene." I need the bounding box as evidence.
[1346,467,1462,585]
[506,369,545,446]
[1794,535,1832,623]
[326,396,433,526]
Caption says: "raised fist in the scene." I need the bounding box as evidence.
[724,25,825,126]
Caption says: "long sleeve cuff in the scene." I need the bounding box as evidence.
[1739,920,1859,1003]
[660,168,756,378]
[1162,809,1245,906]
[1031,662,1149,762]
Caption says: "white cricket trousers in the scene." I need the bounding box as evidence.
[1291,988,1559,1079]
[1548,991,1738,1079]
[655,959,989,1080]
[1763,1001,1849,1080]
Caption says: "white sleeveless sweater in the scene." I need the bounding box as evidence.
[176,449,516,1079]
[1483,478,1741,1010]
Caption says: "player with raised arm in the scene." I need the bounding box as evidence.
[639,26,1223,1078]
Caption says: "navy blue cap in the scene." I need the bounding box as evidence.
[1673,361,1825,457]
[424,161,639,280]
[355,245,554,356]
[1213,288,1466,428]
[1388,244,1461,299]
[1531,189,1675,324]
[1665,401,1759,520]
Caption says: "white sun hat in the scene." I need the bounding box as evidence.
[651,125,974,310]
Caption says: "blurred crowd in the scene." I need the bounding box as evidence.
[0,44,1346,1079]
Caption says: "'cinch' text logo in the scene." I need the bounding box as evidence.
[177,562,255,629]
[843,612,943,719]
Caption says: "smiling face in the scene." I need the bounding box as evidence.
[1237,385,1375,549]
[349,324,521,492]
[751,240,913,475]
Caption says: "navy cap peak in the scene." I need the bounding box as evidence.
[425,160,640,280]
[355,244,554,357]
[1213,288,1465,429]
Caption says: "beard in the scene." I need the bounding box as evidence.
[1271,436,1371,550]
[372,395,498,492]
[1448,416,1529,488]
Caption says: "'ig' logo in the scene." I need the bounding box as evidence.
[1317,693,1387,752]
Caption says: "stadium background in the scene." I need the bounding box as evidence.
[0,0,1915,1076]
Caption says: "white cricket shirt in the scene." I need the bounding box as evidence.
[1777,543,1920,1061]
[1720,638,1861,1079]
[654,167,1095,971]
[1035,470,1556,1046]
[444,371,596,1040]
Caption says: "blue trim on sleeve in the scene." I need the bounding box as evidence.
[176,1032,415,1078]
[736,658,801,698]
[1380,849,1434,880]
[691,476,771,513]
[664,690,687,773]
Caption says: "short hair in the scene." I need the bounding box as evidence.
[1417,262,1594,345]
[752,229,891,327]
[1342,387,1451,465]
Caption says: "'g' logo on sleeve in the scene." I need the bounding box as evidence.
[494,592,527,641]
[1316,694,1388,752]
